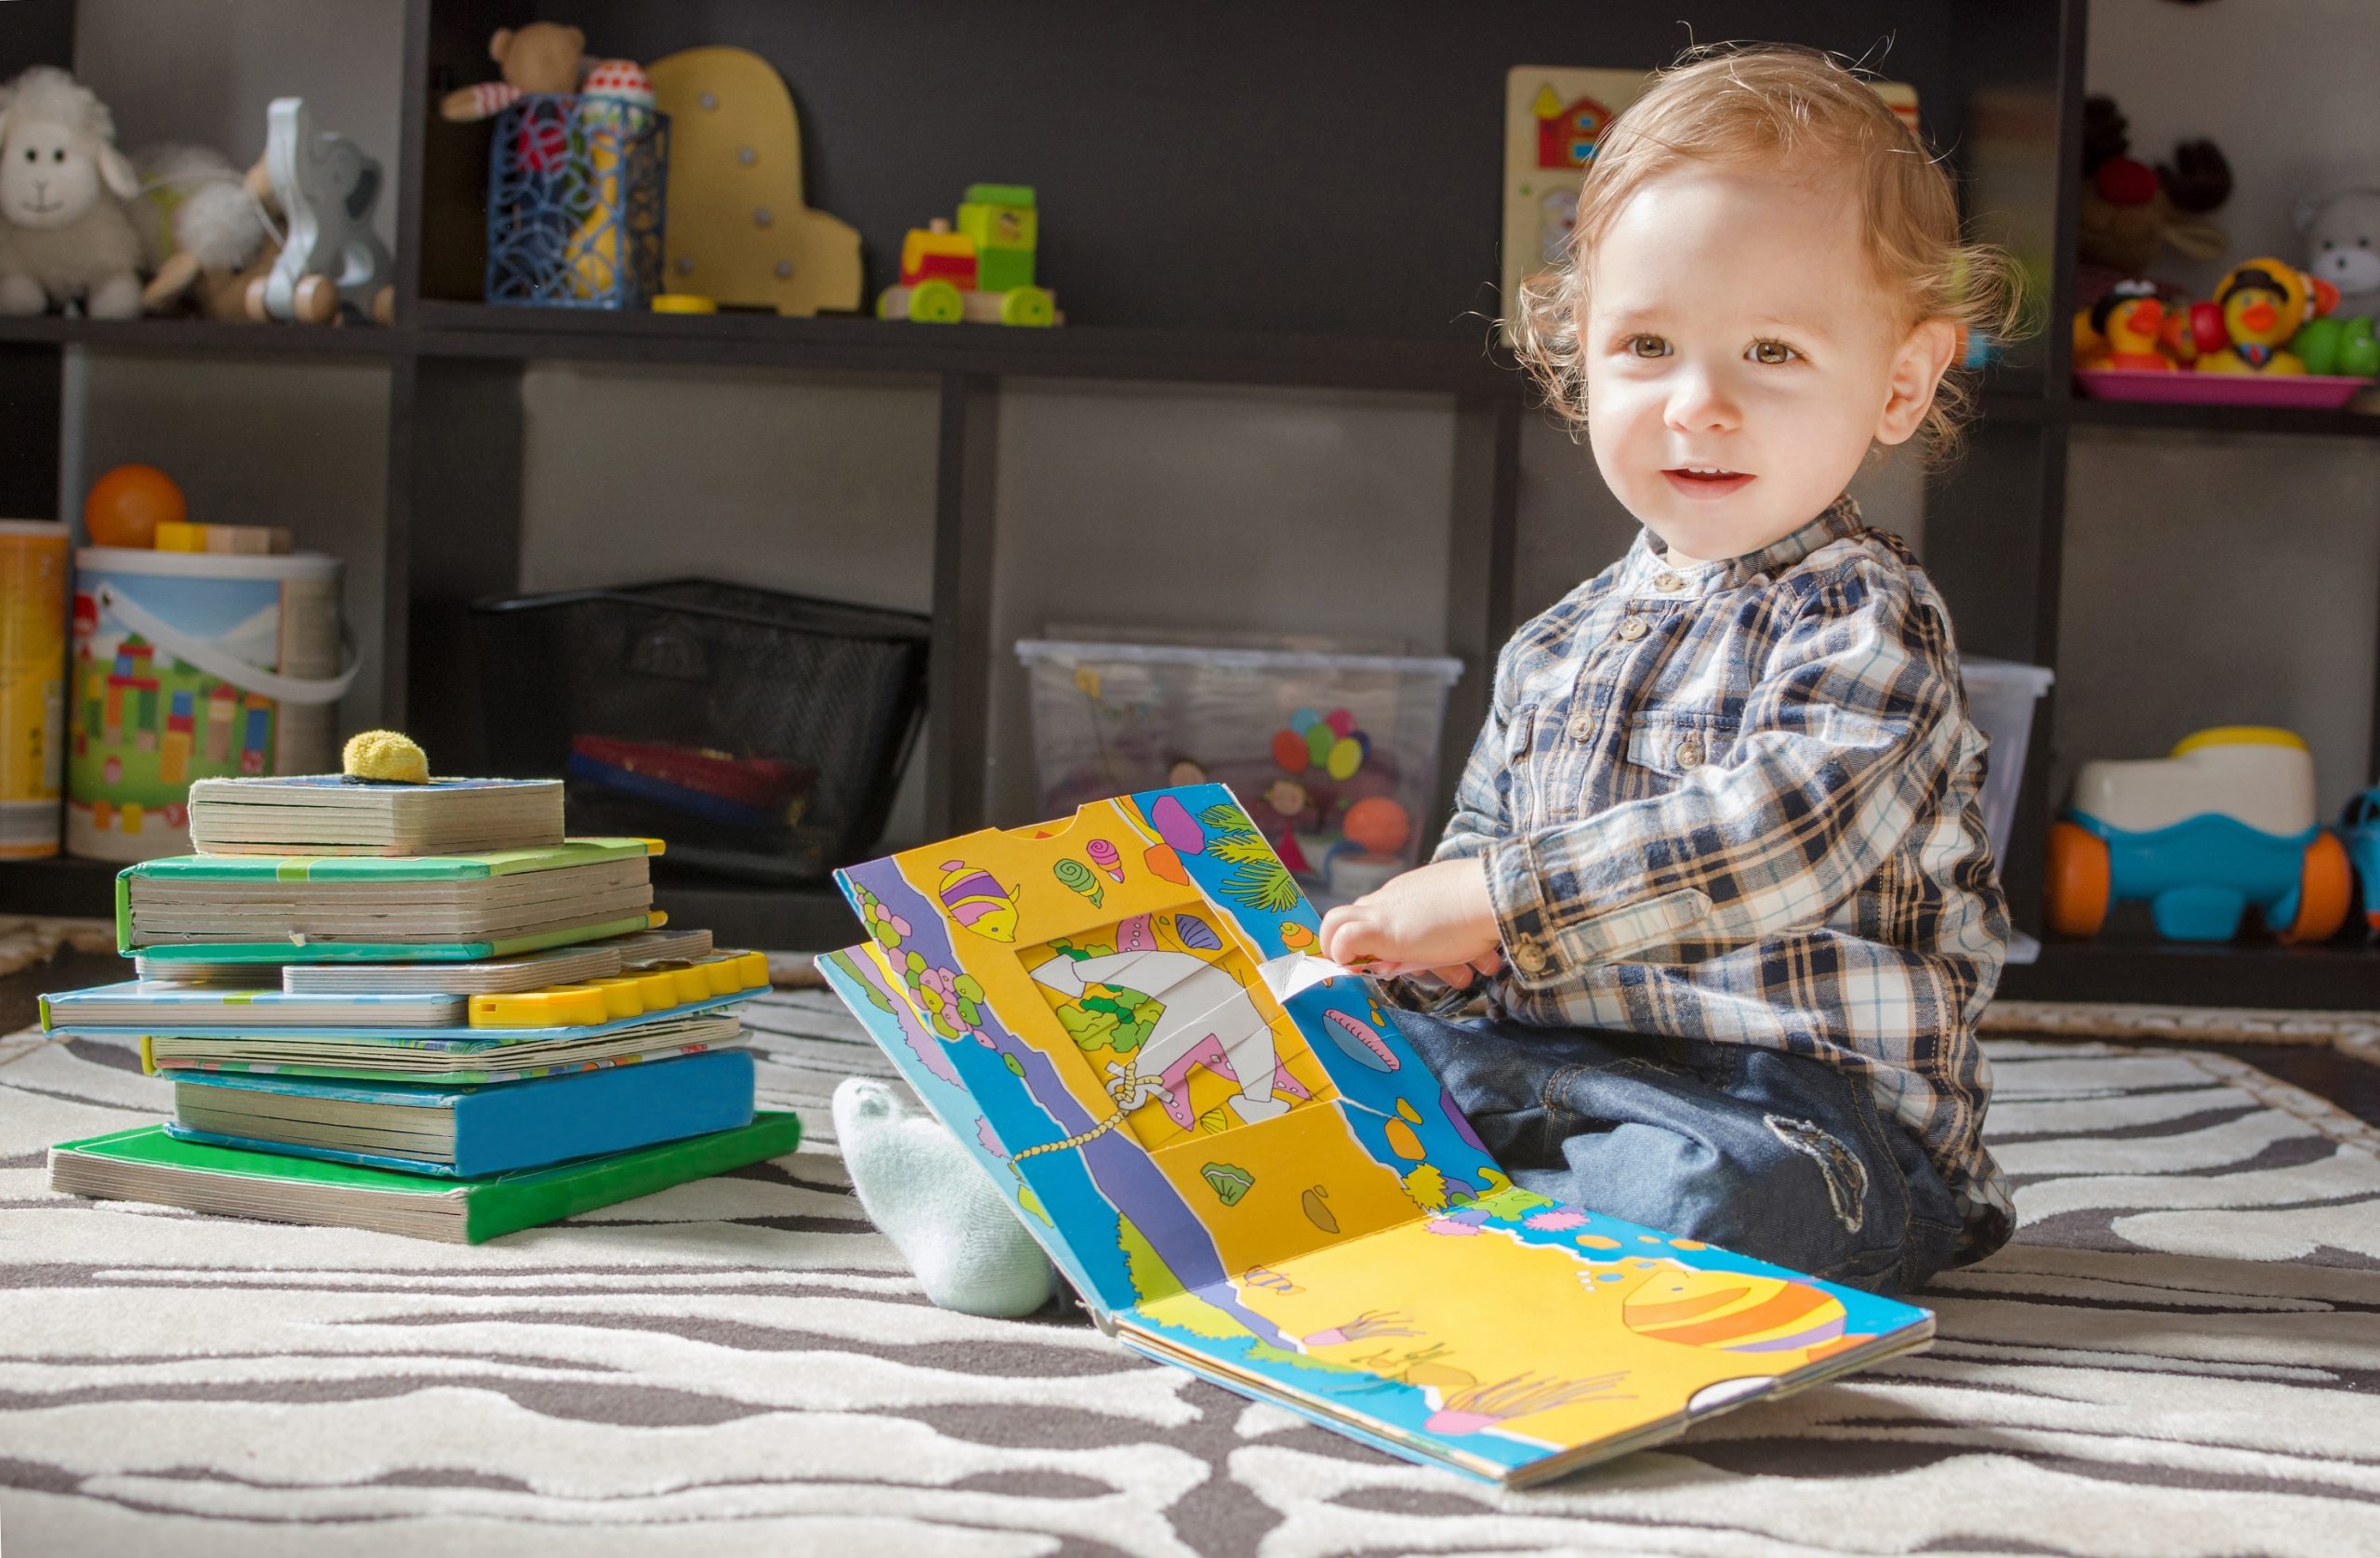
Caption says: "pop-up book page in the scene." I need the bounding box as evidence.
[822,784,1932,1485]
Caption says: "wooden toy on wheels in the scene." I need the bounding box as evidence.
[245,99,395,325]
[2045,726,2349,944]
[877,185,1059,326]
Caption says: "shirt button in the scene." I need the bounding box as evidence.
[1675,735,1704,769]
[1567,714,1594,744]
[1514,942,1548,974]
[1653,571,1685,592]
[1616,617,1648,642]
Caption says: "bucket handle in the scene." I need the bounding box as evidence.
[96,581,359,706]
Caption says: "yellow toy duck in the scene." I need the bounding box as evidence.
[2191,257,2334,375]
[2076,280,2175,371]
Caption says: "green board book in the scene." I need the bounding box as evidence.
[120,838,654,882]
[126,912,664,966]
[47,1111,801,1243]
[118,838,663,961]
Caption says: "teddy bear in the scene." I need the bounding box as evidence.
[2296,190,2380,309]
[440,23,645,121]
[2076,93,2231,276]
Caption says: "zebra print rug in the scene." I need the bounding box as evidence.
[4,991,2376,1557]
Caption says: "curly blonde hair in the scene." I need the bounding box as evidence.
[1509,44,2027,464]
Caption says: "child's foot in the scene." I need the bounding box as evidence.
[831,1076,1058,1319]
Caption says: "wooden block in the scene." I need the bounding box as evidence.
[202,524,293,556]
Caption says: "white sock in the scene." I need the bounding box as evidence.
[832,1076,1059,1319]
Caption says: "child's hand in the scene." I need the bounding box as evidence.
[1318,857,1504,988]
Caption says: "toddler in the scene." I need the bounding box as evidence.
[1319,45,2021,1293]
[835,44,2020,1314]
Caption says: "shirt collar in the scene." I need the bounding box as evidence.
[1635,494,1865,585]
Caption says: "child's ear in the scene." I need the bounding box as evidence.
[1874,318,1961,446]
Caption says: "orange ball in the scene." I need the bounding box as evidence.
[1342,796,1411,855]
[84,465,187,548]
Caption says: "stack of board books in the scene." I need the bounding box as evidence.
[44,773,801,1243]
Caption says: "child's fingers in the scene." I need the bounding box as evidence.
[1317,907,1378,966]
[1473,949,1503,976]
[1426,963,1476,989]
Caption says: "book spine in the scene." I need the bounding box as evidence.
[452,1050,755,1175]
[462,1111,802,1242]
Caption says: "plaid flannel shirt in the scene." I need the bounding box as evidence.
[1401,495,2014,1260]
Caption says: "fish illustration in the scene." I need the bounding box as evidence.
[937,860,1018,942]
[1620,1269,1848,1355]
[1322,1008,1398,1072]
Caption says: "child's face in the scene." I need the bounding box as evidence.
[1581,161,1957,561]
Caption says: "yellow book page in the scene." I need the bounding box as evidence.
[1129,1210,1911,1460]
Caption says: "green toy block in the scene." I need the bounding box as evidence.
[977,247,1037,294]
[959,190,1038,254]
[962,183,1037,211]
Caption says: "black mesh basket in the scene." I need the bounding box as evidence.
[471,580,929,881]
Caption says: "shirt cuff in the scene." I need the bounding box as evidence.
[1485,830,1714,990]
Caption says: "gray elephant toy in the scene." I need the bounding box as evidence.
[245,98,394,324]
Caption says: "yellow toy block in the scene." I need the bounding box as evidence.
[575,978,647,1021]
[693,953,740,996]
[584,969,682,1016]
[637,962,714,1005]
[469,985,612,1028]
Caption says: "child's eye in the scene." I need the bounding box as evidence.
[1624,335,1671,359]
[1748,339,1799,365]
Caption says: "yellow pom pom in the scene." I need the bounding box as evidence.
[342,730,430,785]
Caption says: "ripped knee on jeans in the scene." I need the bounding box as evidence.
[1765,1114,1871,1235]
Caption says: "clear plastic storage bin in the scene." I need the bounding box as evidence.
[1961,655,2054,867]
[1017,636,1462,899]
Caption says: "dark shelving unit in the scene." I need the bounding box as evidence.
[4,0,2378,1007]
[2066,394,2380,439]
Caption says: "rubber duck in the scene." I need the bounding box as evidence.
[2077,280,2175,371]
[2191,257,2336,375]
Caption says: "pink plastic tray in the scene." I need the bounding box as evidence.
[2074,368,2371,409]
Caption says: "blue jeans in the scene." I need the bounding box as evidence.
[1390,1009,1964,1295]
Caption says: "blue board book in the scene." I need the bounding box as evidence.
[817,784,1937,1487]
[166,1049,756,1177]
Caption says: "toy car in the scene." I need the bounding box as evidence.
[2045,726,2349,943]
[2334,787,2380,933]
[876,184,1059,326]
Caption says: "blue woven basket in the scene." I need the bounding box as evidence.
[484,93,668,310]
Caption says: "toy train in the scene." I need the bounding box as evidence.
[876,184,1060,327]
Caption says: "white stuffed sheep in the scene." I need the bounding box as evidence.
[0,66,144,319]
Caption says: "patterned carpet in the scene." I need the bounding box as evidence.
[4,988,2378,1557]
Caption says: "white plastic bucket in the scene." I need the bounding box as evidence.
[66,548,354,862]
[1961,655,2055,869]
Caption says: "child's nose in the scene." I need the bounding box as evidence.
[1662,367,1740,431]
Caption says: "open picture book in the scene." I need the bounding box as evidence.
[819,784,1933,1485]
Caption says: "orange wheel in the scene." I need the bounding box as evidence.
[2278,830,2352,944]
[2044,821,2111,938]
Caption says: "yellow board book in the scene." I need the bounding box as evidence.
[819,784,1933,1486]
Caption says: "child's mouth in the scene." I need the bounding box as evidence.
[1662,467,1753,498]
